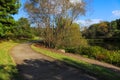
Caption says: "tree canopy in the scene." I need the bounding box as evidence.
[82,19,120,39]
[13,17,34,39]
[24,0,86,26]
[0,0,20,38]
[24,0,88,48]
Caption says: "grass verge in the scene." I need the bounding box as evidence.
[31,44,120,80]
[0,41,18,80]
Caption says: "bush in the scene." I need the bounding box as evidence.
[65,46,120,66]
[106,51,120,66]
[65,47,77,53]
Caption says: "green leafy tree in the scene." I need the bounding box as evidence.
[54,18,87,48]
[83,21,110,39]
[112,19,120,38]
[0,0,20,38]
[14,17,33,39]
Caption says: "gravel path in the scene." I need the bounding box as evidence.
[10,43,100,80]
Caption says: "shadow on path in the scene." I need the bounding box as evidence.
[17,59,99,80]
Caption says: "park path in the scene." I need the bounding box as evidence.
[10,43,99,80]
[10,43,120,80]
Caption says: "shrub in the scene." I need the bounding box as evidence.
[65,46,120,66]
[108,51,120,66]
[65,47,77,53]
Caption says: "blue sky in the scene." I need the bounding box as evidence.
[13,0,120,26]
[13,0,27,20]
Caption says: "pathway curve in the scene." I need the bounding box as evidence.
[10,43,100,80]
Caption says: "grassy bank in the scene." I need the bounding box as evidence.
[31,44,120,80]
[0,41,18,80]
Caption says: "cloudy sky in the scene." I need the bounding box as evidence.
[13,0,120,27]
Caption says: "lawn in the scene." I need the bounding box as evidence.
[31,44,120,80]
[0,41,18,80]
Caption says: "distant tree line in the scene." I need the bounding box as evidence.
[82,19,120,40]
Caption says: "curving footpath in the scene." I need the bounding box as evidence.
[10,43,120,80]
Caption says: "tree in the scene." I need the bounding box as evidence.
[96,22,109,38]
[25,0,88,47]
[111,19,120,38]
[54,18,87,48]
[14,17,33,39]
[83,21,110,39]
[83,18,120,40]
[0,0,20,39]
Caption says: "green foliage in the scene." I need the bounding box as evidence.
[25,0,87,48]
[31,44,120,80]
[14,18,34,39]
[0,0,20,38]
[106,51,120,65]
[65,45,120,66]
[54,18,88,49]
[83,21,110,39]
[83,19,120,39]
[0,41,18,80]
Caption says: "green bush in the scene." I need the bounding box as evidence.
[65,46,120,66]
[65,47,77,53]
[106,51,120,66]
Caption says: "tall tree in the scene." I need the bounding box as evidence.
[14,17,33,39]
[25,0,88,47]
[0,0,20,38]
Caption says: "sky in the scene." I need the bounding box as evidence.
[13,0,120,27]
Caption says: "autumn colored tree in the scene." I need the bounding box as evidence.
[83,21,110,39]
[83,19,120,39]
[24,0,88,47]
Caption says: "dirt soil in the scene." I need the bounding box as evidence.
[10,43,120,80]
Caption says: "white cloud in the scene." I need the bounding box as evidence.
[70,0,82,4]
[75,19,102,27]
[112,10,120,16]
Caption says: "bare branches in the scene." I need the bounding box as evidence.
[25,0,87,26]
[24,0,88,47]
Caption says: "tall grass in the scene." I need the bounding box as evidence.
[0,41,18,80]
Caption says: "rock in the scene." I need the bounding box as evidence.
[58,49,65,53]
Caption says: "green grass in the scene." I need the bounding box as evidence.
[0,41,18,80]
[31,44,120,80]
